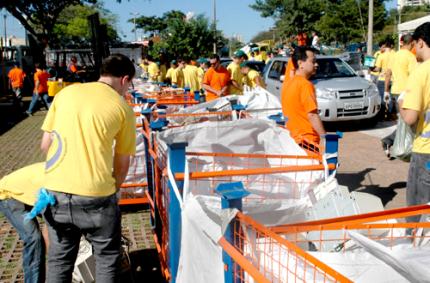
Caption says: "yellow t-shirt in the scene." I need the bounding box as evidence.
[375,50,395,81]
[197,67,205,84]
[227,62,243,95]
[388,49,417,95]
[166,67,175,79]
[0,163,45,206]
[41,82,136,197]
[254,54,263,62]
[171,68,184,88]
[158,64,167,82]
[182,65,200,92]
[148,62,159,81]
[370,50,382,76]
[402,59,430,154]
[245,69,264,88]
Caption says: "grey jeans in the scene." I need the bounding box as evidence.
[44,191,121,283]
[407,152,430,222]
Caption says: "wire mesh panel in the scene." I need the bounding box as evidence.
[219,212,350,283]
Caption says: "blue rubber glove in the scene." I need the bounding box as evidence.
[24,188,56,221]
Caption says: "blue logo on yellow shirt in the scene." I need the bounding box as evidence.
[45,131,65,172]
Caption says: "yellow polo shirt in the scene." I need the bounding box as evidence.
[388,49,417,95]
[182,65,200,92]
[227,62,243,95]
[0,163,45,206]
[245,69,264,88]
[166,67,174,79]
[375,50,395,81]
[402,59,430,154]
[41,82,136,197]
[148,62,159,81]
[171,68,184,88]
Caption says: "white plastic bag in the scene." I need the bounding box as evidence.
[391,117,414,162]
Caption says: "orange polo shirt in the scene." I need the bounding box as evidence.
[281,75,320,144]
[8,67,26,88]
[34,69,50,94]
[202,66,231,101]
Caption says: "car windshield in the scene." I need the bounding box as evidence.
[313,58,356,79]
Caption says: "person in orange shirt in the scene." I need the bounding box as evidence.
[67,56,78,73]
[26,63,51,116]
[297,31,307,47]
[281,46,326,145]
[202,54,231,101]
[8,63,26,99]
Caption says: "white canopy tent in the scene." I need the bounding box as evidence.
[398,15,430,33]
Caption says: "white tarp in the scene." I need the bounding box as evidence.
[398,15,430,32]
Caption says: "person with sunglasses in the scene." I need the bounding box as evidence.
[202,54,231,102]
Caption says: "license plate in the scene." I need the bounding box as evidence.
[344,102,364,110]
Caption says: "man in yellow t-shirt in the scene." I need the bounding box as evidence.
[0,163,45,283]
[171,61,185,88]
[399,23,430,221]
[143,55,159,82]
[370,42,385,81]
[381,34,417,156]
[240,61,265,89]
[165,60,176,83]
[374,38,395,118]
[179,58,201,92]
[40,54,136,282]
[227,50,247,95]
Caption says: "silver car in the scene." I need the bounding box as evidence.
[263,56,381,122]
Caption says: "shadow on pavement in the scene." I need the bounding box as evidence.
[337,168,406,206]
[0,97,28,135]
[324,120,396,133]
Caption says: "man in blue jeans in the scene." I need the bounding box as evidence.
[0,163,46,283]
[40,54,136,283]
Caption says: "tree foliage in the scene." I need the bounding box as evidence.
[132,11,226,59]
[0,0,96,44]
[250,0,386,44]
[53,3,119,47]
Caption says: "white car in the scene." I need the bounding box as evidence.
[263,56,381,122]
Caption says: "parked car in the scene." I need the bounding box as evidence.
[220,58,266,74]
[263,56,381,122]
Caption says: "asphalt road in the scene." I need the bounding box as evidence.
[328,120,408,210]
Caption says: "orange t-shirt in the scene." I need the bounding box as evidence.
[281,75,320,144]
[284,59,296,80]
[297,34,307,46]
[202,66,231,101]
[8,67,26,88]
[34,69,50,93]
[68,63,78,73]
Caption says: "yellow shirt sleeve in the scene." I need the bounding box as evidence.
[375,53,384,69]
[403,68,425,112]
[114,106,137,155]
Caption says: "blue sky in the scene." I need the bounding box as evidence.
[2,0,397,43]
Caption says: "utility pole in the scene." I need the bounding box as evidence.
[3,13,7,47]
[213,0,217,54]
[131,12,139,42]
[367,0,373,55]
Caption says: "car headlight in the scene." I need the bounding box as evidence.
[316,88,336,99]
[367,84,379,97]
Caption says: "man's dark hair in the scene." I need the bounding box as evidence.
[292,46,317,69]
[413,22,430,47]
[378,41,385,47]
[401,34,414,45]
[209,54,220,61]
[100,54,135,80]
[384,37,395,48]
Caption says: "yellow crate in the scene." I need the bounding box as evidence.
[48,81,79,97]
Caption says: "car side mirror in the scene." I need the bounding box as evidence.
[280,75,285,82]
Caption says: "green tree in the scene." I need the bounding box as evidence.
[316,0,386,44]
[53,3,119,47]
[251,0,387,45]
[0,0,96,44]
[132,11,226,59]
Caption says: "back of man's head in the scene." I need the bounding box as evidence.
[385,37,395,49]
[413,22,430,48]
[292,46,317,69]
[400,34,414,48]
[101,54,135,80]
[209,54,220,61]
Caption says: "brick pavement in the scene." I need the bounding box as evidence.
[0,112,154,282]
